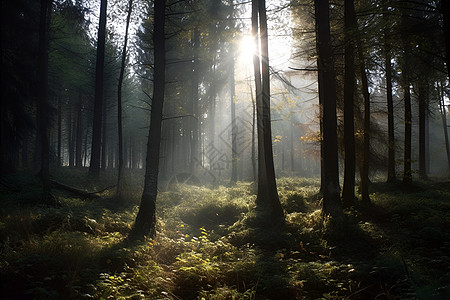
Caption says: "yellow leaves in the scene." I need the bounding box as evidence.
[274,135,283,143]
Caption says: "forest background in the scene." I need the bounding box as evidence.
[1,0,450,298]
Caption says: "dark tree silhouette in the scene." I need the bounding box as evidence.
[89,0,107,176]
[314,0,343,219]
[252,0,284,225]
[132,0,166,238]
[342,0,356,207]
[116,0,133,199]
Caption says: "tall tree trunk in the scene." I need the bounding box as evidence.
[101,100,107,169]
[403,82,412,184]
[342,0,356,207]
[253,0,284,225]
[89,0,107,176]
[230,47,238,185]
[438,83,450,176]
[418,82,428,180]
[384,10,396,183]
[190,29,200,172]
[75,91,83,168]
[68,104,74,168]
[442,0,450,80]
[357,37,371,203]
[132,0,165,239]
[37,0,52,201]
[314,0,343,219]
[57,92,62,167]
[116,0,133,199]
[251,85,257,183]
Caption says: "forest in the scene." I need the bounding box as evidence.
[1,0,450,299]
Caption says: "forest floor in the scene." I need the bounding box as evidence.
[1,169,450,299]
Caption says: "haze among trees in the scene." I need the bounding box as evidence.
[1,0,450,298]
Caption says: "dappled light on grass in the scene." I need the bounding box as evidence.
[1,172,450,299]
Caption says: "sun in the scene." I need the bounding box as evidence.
[238,34,256,61]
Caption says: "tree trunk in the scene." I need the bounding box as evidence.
[442,0,450,80]
[384,10,396,183]
[438,83,450,176]
[89,0,107,176]
[75,91,83,168]
[132,0,165,239]
[101,99,107,169]
[190,29,200,172]
[403,83,412,184]
[37,0,52,201]
[230,46,238,185]
[314,0,343,219]
[253,0,284,225]
[57,92,62,167]
[342,0,356,207]
[418,82,428,180]
[68,103,74,168]
[357,35,371,204]
[116,0,133,199]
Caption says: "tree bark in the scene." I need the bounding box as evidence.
[75,91,83,168]
[314,0,343,219]
[357,36,371,204]
[132,0,165,239]
[116,0,133,199]
[253,0,284,225]
[342,0,356,207]
[418,82,428,180]
[384,9,396,183]
[403,83,412,184]
[37,0,52,201]
[89,0,107,176]
[438,82,450,176]
[230,46,238,185]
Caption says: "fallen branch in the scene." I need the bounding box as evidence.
[50,180,113,199]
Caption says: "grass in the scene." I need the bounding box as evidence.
[1,170,449,299]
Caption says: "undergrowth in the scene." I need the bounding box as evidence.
[1,171,449,299]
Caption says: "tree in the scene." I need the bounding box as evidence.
[116,0,133,199]
[342,0,357,207]
[383,5,396,183]
[37,0,52,201]
[252,0,284,225]
[89,0,107,176]
[314,0,343,219]
[131,0,166,239]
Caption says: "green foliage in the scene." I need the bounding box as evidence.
[1,173,449,299]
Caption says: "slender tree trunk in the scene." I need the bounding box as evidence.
[342,0,356,207]
[357,38,371,203]
[418,82,428,180]
[314,0,343,219]
[230,47,238,185]
[101,100,107,169]
[384,10,396,183]
[438,83,450,176]
[403,83,412,184]
[57,92,62,167]
[132,0,165,239]
[190,29,200,172]
[251,85,257,183]
[75,91,83,168]
[290,120,295,172]
[253,0,284,225]
[89,0,107,175]
[442,0,450,80]
[68,105,74,168]
[37,0,52,201]
[116,0,133,199]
